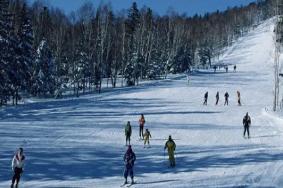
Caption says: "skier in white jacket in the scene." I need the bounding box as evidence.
[11,148,25,188]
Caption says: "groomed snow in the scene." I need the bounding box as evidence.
[1,18,283,188]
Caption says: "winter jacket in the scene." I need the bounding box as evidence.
[165,140,176,153]
[124,149,136,168]
[216,93,219,99]
[143,130,151,140]
[125,124,132,136]
[12,153,25,171]
[225,92,229,98]
[139,117,145,127]
[243,115,251,127]
[204,92,208,99]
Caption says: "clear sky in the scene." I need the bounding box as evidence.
[27,0,257,16]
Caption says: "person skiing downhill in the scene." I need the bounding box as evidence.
[143,129,152,148]
[164,135,176,167]
[125,121,132,146]
[243,112,251,138]
[123,145,136,185]
[215,91,219,105]
[234,65,237,72]
[11,148,25,188]
[224,92,229,106]
[203,92,208,105]
[237,91,241,106]
[139,114,145,140]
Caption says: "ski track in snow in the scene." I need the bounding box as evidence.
[1,18,283,187]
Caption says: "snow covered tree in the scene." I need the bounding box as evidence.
[32,39,55,96]
[0,0,17,105]
[72,37,91,97]
[14,3,34,102]
[124,2,141,86]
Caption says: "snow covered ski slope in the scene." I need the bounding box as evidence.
[1,18,283,188]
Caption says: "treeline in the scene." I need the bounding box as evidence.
[0,0,274,105]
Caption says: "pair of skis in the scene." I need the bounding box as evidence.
[120,182,136,187]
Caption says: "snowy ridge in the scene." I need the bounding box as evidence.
[1,18,283,187]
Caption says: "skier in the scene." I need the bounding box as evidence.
[143,129,152,148]
[243,112,251,138]
[11,148,25,188]
[164,135,176,167]
[234,65,237,72]
[139,114,145,140]
[225,66,228,73]
[215,91,219,105]
[224,92,229,106]
[125,121,132,146]
[213,65,217,72]
[123,145,136,185]
[237,91,241,106]
[203,91,208,105]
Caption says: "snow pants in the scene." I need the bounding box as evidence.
[168,151,175,167]
[11,167,22,187]
[238,99,241,106]
[243,125,250,137]
[224,99,228,105]
[203,99,207,105]
[124,166,134,180]
[126,134,131,145]
[139,126,144,138]
[144,137,150,145]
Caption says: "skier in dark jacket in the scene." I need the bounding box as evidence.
[243,112,251,138]
[125,121,132,146]
[164,135,176,167]
[123,145,136,185]
[143,129,152,147]
[215,92,219,105]
[139,114,145,140]
[224,92,229,106]
[237,91,241,106]
[203,92,208,105]
[11,148,25,188]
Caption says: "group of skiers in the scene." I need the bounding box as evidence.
[203,91,241,106]
[9,110,251,187]
[123,114,177,185]
[124,108,251,184]
[212,64,236,73]
[125,114,152,147]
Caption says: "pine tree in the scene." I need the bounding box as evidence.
[73,38,90,97]
[32,39,55,96]
[124,2,141,86]
[0,0,17,105]
[13,3,34,103]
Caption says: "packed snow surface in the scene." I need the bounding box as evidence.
[1,19,283,188]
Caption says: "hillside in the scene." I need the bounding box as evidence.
[1,18,282,188]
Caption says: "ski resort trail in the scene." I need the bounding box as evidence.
[1,18,283,187]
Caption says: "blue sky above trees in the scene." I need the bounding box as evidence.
[27,0,257,16]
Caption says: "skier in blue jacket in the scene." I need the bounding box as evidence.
[123,145,136,185]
